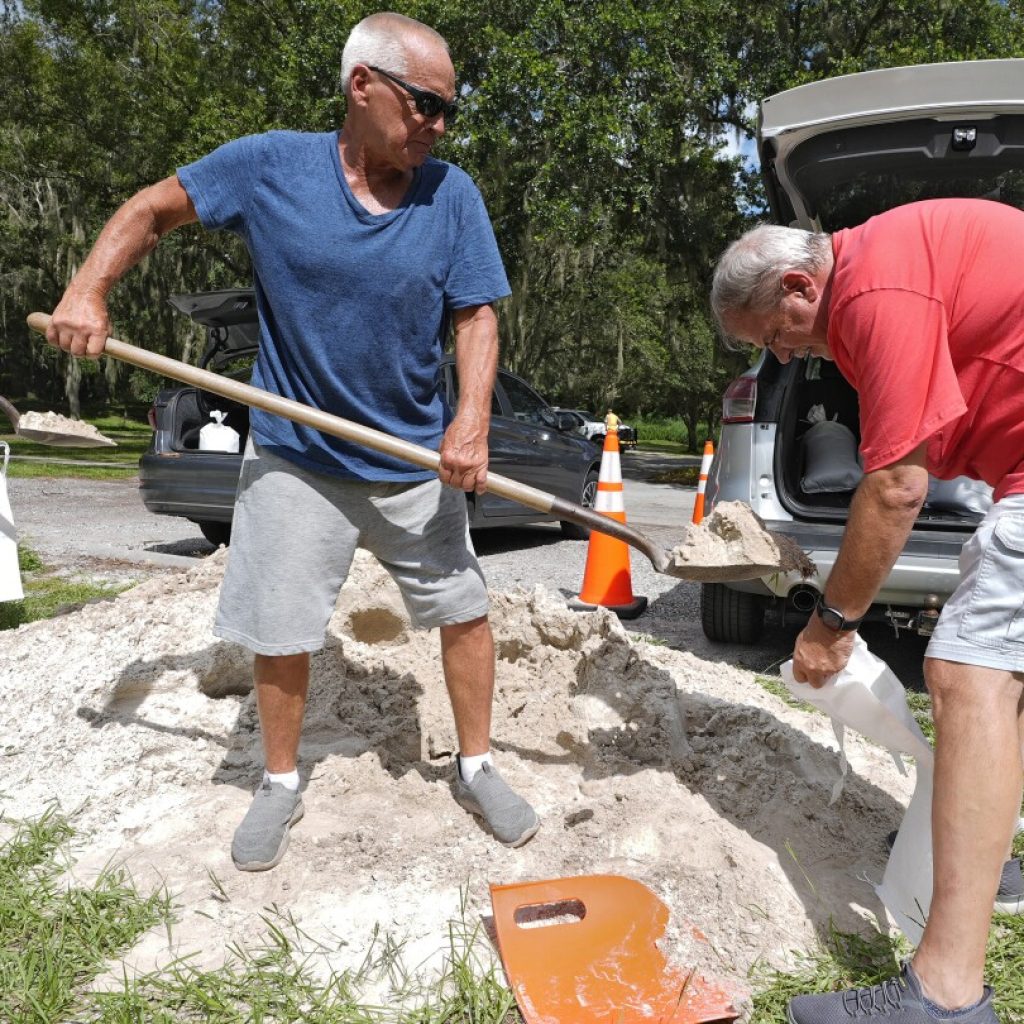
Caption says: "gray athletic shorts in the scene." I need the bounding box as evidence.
[926,492,1024,673]
[213,440,489,655]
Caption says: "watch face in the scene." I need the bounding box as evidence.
[818,605,844,630]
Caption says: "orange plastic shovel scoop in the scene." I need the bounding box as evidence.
[489,875,742,1024]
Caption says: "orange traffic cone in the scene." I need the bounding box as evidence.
[691,440,715,524]
[569,428,648,619]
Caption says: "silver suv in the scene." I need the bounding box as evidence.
[702,58,1024,644]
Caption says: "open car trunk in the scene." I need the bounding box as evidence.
[772,357,988,531]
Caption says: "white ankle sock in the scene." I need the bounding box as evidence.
[459,752,493,783]
[264,768,299,791]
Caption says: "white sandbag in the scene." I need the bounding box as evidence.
[199,410,240,453]
[782,634,934,944]
[781,633,933,786]
[0,442,24,603]
[877,762,933,945]
[926,475,993,516]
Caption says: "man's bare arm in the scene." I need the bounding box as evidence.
[439,303,499,494]
[792,442,930,685]
[47,175,198,357]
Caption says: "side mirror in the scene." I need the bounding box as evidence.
[555,412,578,432]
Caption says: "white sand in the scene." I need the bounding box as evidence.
[0,550,913,1002]
[17,410,116,446]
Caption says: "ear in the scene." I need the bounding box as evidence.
[781,269,818,302]
[349,64,372,108]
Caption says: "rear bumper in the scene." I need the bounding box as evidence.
[138,451,241,523]
[729,519,970,607]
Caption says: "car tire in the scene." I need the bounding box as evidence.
[560,470,600,539]
[700,582,764,643]
[198,519,232,547]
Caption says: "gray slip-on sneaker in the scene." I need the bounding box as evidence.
[452,759,539,847]
[788,961,998,1024]
[995,857,1024,915]
[231,779,304,872]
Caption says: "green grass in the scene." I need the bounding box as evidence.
[1,416,149,479]
[3,794,1024,1024]
[0,545,130,631]
[633,417,717,452]
[1,808,519,1023]
[0,807,172,1023]
[649,465,700,485]
[750,917,1024,1023]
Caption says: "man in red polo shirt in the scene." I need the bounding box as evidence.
[712,198,1024,1024]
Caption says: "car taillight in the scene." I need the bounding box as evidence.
[147,406,157,430]
[722,376,757,424]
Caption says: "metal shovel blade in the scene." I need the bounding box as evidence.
[0,395,117,448]
[490,875,741,1024]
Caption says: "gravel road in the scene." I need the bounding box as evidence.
[7,450,929,682]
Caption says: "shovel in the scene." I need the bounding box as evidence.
[27,311,804,581]
[0,394,117,448]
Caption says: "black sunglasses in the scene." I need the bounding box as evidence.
[367,65,458,123]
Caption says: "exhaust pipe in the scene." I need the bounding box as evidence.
[788,585,820,613]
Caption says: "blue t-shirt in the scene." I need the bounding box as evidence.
[177,131,510,479]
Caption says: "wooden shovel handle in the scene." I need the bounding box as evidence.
[26,312,668,568]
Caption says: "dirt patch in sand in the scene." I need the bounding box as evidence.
[0,550,913,999]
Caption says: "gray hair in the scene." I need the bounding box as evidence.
[711,224,832,345]
[340,13,448,96]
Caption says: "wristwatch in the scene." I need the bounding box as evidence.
[814,595,864,632]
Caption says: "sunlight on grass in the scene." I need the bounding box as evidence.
[0,545,131,631]
[0,808,520,1023]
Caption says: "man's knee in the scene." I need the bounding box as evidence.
[440,614,491,642]
[254,651,310,687]
[925,657,1024,719]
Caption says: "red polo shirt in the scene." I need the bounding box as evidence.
[828,198,1024,500]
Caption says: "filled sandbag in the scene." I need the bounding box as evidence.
[926,475,993,516]
[800,420,863,494]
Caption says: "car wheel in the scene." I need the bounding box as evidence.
[700,582,764,643]
[561,470,600,539]
[198,520,232,547]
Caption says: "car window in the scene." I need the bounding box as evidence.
[499,372,549,424]
[816,169,1024,231]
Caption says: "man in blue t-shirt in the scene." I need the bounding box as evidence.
[46,12,540,869]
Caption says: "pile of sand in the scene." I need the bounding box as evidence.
[0,551,913,998]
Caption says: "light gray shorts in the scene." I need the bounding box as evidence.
[213,440,489,655]
[926,492,1024,673]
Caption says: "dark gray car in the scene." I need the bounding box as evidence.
[139,290,602,546]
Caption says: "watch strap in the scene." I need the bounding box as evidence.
[815,595,864,632]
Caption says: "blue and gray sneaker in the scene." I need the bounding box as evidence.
[788,962,998,1024]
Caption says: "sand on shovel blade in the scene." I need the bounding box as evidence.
[669,501,816,582]
[16,410,117,447]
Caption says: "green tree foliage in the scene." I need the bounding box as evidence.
[1,1,1021,445]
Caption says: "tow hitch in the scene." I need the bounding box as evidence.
[886,596,942,637]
